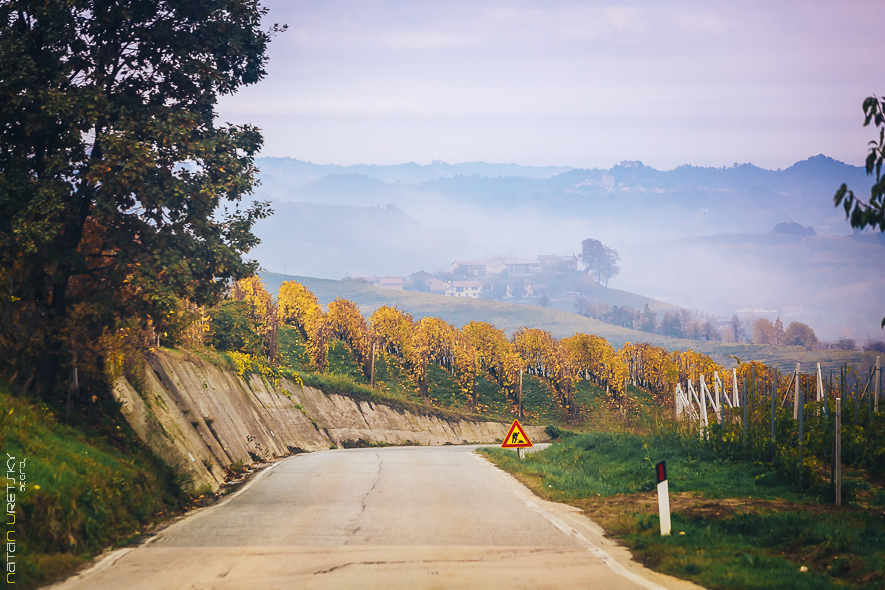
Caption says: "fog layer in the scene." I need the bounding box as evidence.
[249,155,883,341]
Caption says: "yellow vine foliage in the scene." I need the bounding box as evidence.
[451,329,480,408]
[462,321,523,402]
[620,342,678,401]
[512,328,575,410]
[672,349,723,383]
[231,276,278,363]
[277,280,329,371]
[562,333,628,401]
[328,297,371,377]
[278,280,318,339]
[370,306,414,359]
[731,359,778,401]
[269,283,778,416]
[512,328,557,379]
[409,317,455,398]
[303,307,331,373]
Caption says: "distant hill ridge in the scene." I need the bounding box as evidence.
[248,154,884,342]
[255,154,869,192]
[255,157,574,186]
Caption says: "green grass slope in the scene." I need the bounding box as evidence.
[481,431,885,590]
[1,382,187,589]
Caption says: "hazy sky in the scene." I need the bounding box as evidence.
[217,0,882,170]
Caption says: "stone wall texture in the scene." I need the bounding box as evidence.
[113,350,547,492]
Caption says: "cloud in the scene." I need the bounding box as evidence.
[670,11,731,34]
[377,29,472,50]
[602,7,644,33]
[220,0,880,169]
[222,96,429,117]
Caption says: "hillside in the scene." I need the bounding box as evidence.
[249,155,883,341]
[618,232,885,342]
[260,273,881,373]
[253,155,873,237]
[261,272,673,344]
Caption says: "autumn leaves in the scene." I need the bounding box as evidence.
[266,279,735,418]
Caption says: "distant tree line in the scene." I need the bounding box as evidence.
[572,300,873,351]
[573,300,722,342]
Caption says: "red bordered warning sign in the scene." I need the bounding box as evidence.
[501,419,533,448]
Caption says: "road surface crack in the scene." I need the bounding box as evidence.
[344,452,382,541]
[313,558,493,575]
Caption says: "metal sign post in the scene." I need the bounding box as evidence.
[501,419,533,459]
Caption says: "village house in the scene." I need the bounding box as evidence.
[360,276,406,290]
[427,279,449,295]
[445,280,483,298]
[450,261,488,277]
[537,254,578,273]
[452,255,575,277]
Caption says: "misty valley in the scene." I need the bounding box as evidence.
[250,155,884,345]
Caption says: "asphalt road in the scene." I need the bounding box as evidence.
[54,446,701,590]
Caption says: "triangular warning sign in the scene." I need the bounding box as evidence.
[501,419,533,448]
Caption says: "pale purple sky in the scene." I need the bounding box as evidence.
[217,0,882,170]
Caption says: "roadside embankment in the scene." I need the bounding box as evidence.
[481,430,885,589]
[113,349,547,493]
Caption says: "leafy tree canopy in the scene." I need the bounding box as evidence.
[784,322,817,348]
[579,238,620,286]
[835,96,885,233]
[208,300,262,355]
[834,95,885,327]
[0,0,280,398]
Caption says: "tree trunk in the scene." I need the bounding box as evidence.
[36,347,61,401]
[36,274,72,401]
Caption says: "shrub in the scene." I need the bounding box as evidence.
[208,300,262,355]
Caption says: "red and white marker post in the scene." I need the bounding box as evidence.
[656,461,671,536]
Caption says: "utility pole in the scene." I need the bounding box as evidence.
[518,370,524,418]
[369,341,376,389]
[875,356,881,413]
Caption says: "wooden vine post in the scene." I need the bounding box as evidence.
[834,397,842,507]
[876,356,881,414]
[369,341,376,389]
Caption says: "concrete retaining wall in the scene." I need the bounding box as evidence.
[113,350,547,492]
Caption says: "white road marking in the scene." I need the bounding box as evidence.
[479,453,669,590]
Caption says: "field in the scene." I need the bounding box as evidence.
[481,430,885,590]
[261,273,882,374]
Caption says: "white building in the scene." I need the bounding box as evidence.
[445,280,483,298]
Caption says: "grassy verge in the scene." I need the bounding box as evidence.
[479,431,885,589]
[1,382,187,589]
